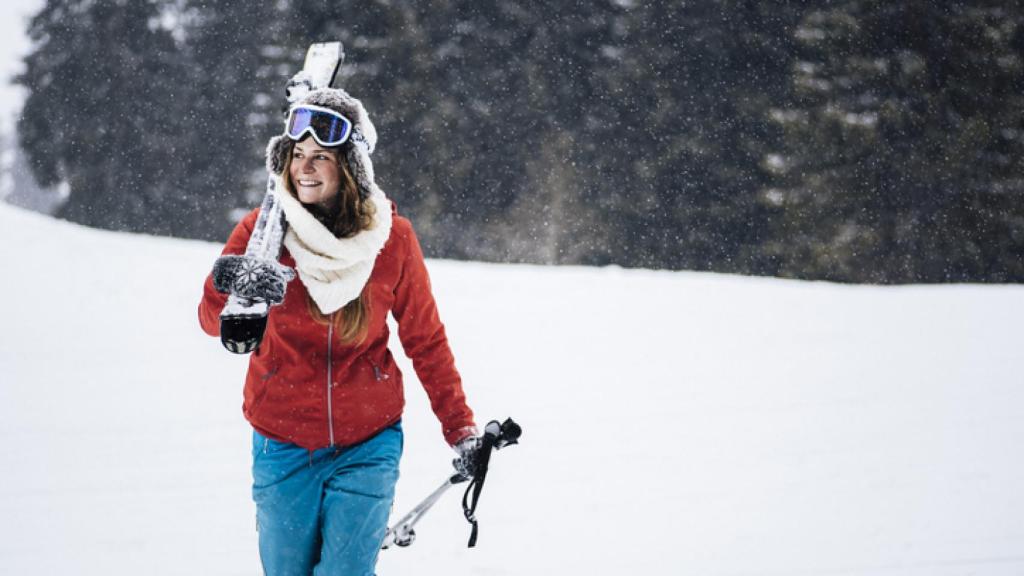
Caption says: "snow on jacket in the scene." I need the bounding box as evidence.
[198,203,475,450]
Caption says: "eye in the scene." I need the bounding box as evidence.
[315,154,331,161]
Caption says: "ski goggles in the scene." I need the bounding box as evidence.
[285,104,353,147]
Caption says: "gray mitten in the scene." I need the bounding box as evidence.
[212,255,296,305]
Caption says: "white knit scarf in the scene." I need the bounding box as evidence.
[275,175,393,314]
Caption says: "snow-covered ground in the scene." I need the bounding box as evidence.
[1,202,1022,575]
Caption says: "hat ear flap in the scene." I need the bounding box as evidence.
[266,135,292,175]
[345,143,374,200]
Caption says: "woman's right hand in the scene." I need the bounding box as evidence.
[212,255,296,305]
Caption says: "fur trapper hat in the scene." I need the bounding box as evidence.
[266,88,379,200]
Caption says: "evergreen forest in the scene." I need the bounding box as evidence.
[14,0,1024,283]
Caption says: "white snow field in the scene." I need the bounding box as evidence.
[0,201,1022,575]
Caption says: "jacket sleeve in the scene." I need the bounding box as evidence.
[391,220,476,446]
[197,209,260,337]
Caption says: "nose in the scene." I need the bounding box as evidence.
[295,156,314,173]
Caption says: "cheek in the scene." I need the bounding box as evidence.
[326,165,341,186]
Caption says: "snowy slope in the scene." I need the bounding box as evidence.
[1,202,1022,575]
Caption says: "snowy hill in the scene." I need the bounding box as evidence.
[1,202,1022,575]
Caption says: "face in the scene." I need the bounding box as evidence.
[289,137,341,210]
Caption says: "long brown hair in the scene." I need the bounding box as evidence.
[280,138,377,344]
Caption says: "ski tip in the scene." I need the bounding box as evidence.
[305,42,342,63]
[302,41,344,88]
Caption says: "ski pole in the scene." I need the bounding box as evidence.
[381,473,468,549]
[382,418,521,550]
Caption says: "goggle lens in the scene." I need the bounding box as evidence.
[286,106,353,146]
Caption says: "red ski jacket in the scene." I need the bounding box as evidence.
[198,205,475,450]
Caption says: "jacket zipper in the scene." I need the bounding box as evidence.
[327,320,336,447]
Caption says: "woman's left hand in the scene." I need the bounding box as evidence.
[452,433,482,478]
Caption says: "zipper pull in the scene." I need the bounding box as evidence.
[372,363,390,381]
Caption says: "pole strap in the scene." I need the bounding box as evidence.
[461,429,497,547]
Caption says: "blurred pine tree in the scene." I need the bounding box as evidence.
[767,1,1024,282]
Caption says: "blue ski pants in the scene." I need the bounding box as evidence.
[252,421,403,576]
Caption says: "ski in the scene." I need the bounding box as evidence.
[220,42,344,354]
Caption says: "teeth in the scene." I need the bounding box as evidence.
[298,180,319,186]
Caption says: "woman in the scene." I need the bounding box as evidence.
[198,87,479,575]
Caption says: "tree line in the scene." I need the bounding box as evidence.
[14,0,1024,283]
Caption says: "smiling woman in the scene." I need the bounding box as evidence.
[197,87,480,575]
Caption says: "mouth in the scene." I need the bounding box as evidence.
[296,179,321,188]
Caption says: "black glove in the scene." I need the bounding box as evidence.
[212,255,296,305]
[452,434,482,478]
